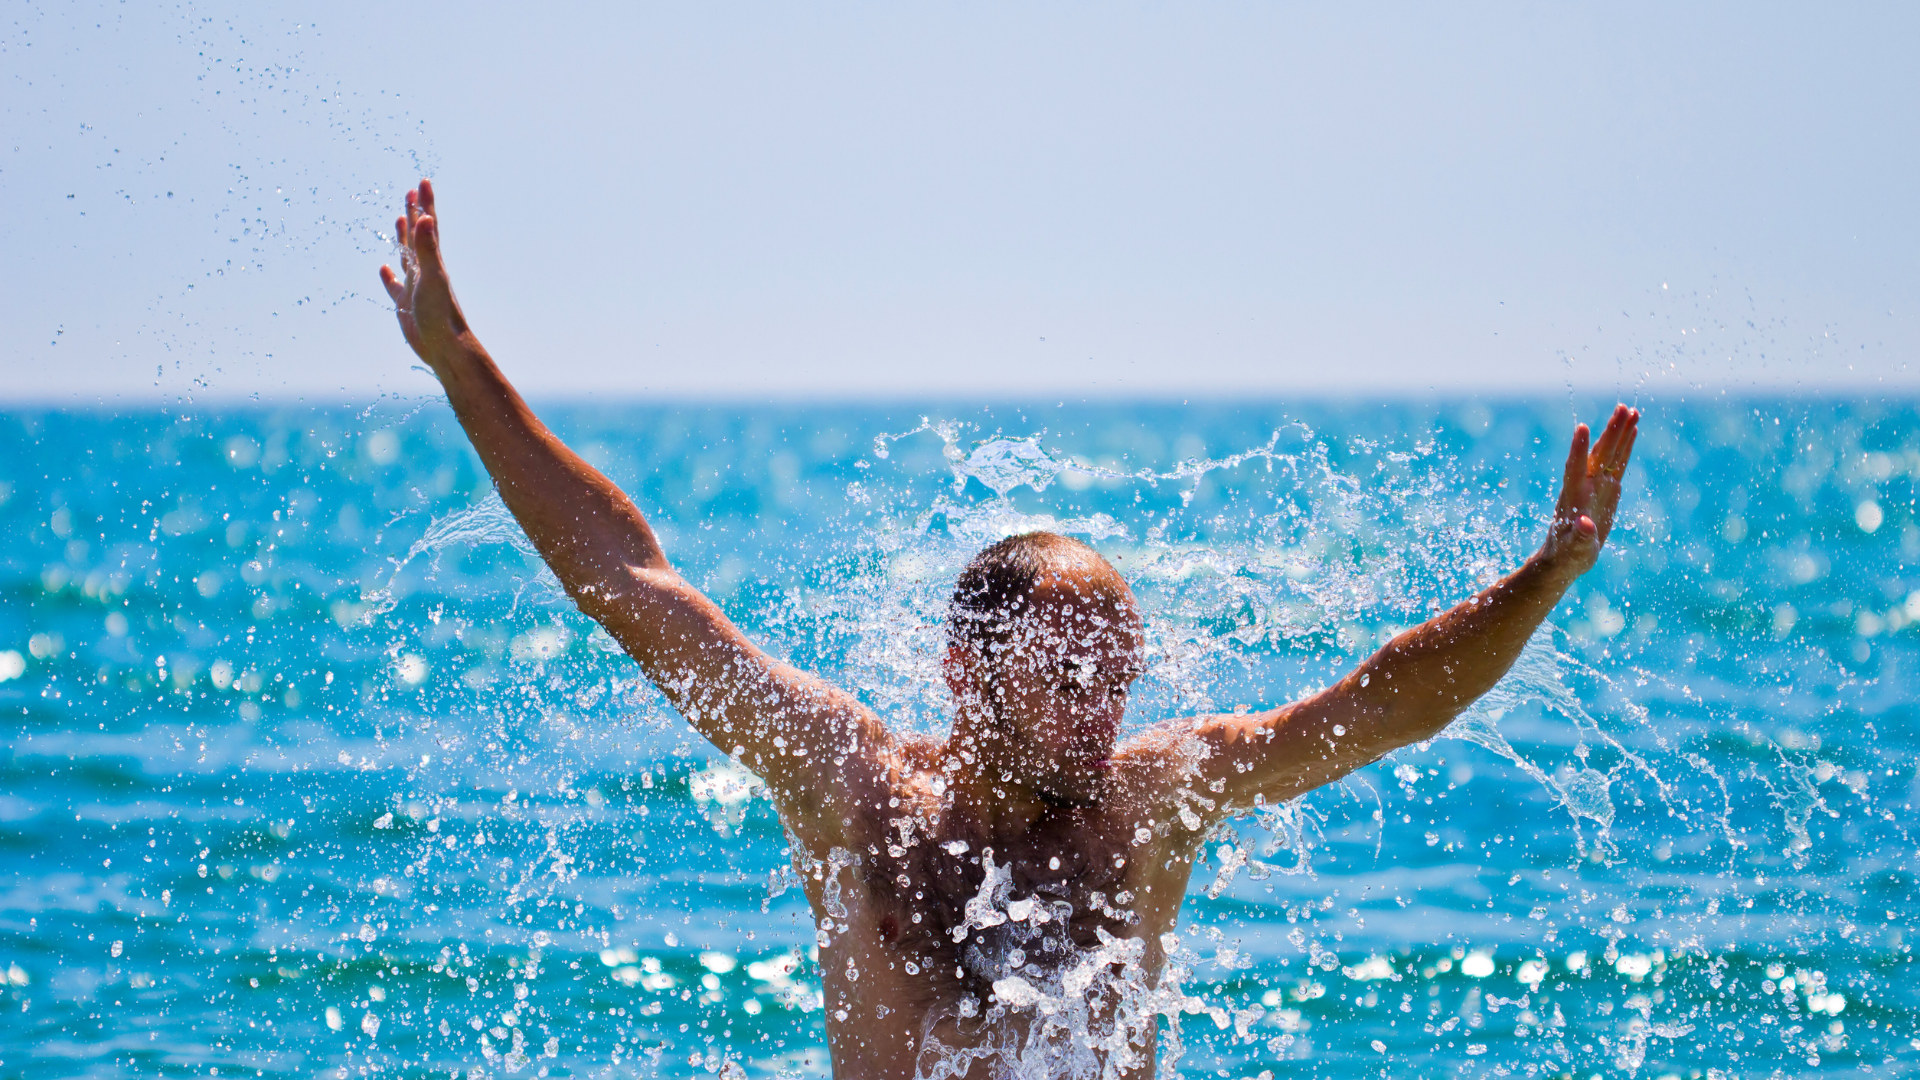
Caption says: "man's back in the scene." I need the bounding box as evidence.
[801,736,1203,1078]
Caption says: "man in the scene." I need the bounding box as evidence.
[380,179,1639,1078]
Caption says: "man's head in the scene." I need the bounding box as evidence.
[945,532,1144,803]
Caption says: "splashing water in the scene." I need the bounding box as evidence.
[3,399,1917,1077]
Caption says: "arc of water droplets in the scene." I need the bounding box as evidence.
[880,417,1767,879]
[870,414,1727,867]
[384,418,1763,879]
[873,417,1306,500]
[359,489,561,624]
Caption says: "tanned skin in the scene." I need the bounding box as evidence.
[380,179,1639,1078]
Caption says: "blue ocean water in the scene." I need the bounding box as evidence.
[0,398,1915,1079]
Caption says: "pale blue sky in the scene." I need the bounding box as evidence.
[3,2,1915,401]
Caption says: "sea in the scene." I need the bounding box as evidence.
[0,397,1914,1079]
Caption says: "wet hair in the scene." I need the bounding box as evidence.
[947,532,1127,655]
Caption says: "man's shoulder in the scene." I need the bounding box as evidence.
[817,732,946,844]
[1099,718,1219,815]
[1113,716,1212,775]
[887,732,945,774]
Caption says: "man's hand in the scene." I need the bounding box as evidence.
[1539,403,1639,577]
[378,178,469,369]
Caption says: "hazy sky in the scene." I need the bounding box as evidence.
[3,2,1916,401]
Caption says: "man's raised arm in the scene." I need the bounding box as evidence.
[378,180,888,849]
[1186,405,1640,812]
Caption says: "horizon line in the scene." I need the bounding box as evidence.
[2,382,1916,411]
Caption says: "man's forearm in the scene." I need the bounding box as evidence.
[426,338,668,596]
[1340,551,1579,744]
[1195,550,1581,809]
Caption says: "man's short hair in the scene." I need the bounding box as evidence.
[947,532,1124,654]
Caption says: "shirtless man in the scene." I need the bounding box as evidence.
[379,179,1639,1078]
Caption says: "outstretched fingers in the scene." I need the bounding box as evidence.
[378,180,450,356]
[1544,406,1641,564]
[1562,422,1590,499]
[1588,405,1629,473]
[379,264,405,305]
[405,180,438,265]
[380,181,437,312]
[412,213,443,278]
[1589,407,1640,542]
[380,203,417,310]
[394,179,441,277]
[1599,408,1641,480]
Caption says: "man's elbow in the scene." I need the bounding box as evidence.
[1400,703,1463,745]
[1370,692,1461,749]
[625,565,685,590]
[568,565,680,609]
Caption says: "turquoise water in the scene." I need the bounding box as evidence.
[1,398,1915,1078]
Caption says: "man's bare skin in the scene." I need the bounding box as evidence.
[379,179,1640,1078]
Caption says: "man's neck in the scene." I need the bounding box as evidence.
[942,709,1103,849]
